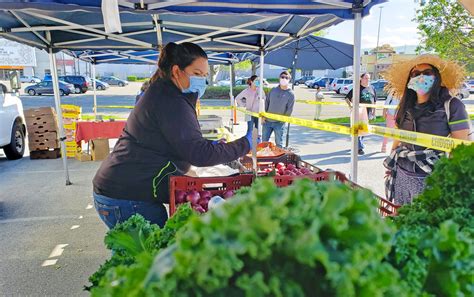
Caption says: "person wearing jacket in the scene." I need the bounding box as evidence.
[262,71,295,148]
[235,75,266,134]
[93,42,252,228]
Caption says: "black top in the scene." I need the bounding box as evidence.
[346,85,377,115]
[93,78,250,203]
[397,93,470,173]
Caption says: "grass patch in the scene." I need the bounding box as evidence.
[321,116,385,124]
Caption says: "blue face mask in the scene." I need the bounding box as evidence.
[254,80,260,87]
[181,71,207,98]
[407,75,435,95]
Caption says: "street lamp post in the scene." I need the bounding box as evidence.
[374,6,383,79]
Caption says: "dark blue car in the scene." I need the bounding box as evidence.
[311,77,335,88]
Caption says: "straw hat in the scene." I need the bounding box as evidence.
[383,54,466,98]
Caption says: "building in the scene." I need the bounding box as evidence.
[361,44,417,80]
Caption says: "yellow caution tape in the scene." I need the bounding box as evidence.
[295,99,397,109]
[261,112,354,135]
[199,106,232,110]
[97,105,135,109]
[368,125,473,152]
[235,107,260,118]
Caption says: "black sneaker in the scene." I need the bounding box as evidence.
[358,149,365,155]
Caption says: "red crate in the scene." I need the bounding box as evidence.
[241,153,323,174]
[169,174,254,216]
[271,171,399,216]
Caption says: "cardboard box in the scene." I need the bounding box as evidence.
[25,115,58,132]
[91,139,110,161]
[27,121,58,134]
[24,107,56,118]
[30,148,61,160]
[75,152,92,162]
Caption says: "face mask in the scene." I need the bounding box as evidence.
[407,75,435,95]
[180,71,207,98]
[254,80,260,87]
[279,78,289,87]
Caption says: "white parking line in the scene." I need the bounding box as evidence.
[85,203,93,210]
[42,259,58,267]
[70,225,80,230]
[48,244,69,258]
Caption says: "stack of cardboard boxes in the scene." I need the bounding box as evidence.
[24,107,61,159]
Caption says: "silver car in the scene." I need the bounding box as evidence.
[457,83,470,100]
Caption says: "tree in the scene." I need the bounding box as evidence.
[415,0,474,73]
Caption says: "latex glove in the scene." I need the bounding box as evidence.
[212,138,227,145]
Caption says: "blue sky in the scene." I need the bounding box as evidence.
[325,0,420,50]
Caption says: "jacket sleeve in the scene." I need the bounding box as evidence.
[156,98,250,167]
[345,89,353,101]
[235,89,246,107]
[285,93,295,116]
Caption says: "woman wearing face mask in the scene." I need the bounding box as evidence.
[383,54,471,205]
[235,75,265,134]
[92,43,252,228]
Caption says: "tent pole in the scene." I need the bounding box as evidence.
[92,61,98,120]
[350,11,362,183]
[48,46,72,186]
[258,49,265,139]
[229,64,234,133]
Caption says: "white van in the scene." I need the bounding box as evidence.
[0,82,26,160]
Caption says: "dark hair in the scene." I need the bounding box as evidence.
[360,72,369,79]
[280,71,291,79]
[395,64,444,126]
[247,75,258,86]
[151,42,207,82]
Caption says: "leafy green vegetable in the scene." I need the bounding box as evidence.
[124,179,407,296]
[393,144,474,229]
[87,204,196,292]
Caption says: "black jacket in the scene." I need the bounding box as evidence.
[93,78,250,203]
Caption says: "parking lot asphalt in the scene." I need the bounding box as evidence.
[1,82,473,296]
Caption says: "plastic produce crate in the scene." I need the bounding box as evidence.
[272,171,399,216]
[241,153,323,174]
[169,174,254,216]
[198,115,223,133]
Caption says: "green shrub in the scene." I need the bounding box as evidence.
[127,75,137,82]
[202,86,272,99]
[266,78,279,83]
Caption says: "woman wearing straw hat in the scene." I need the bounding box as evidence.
[383,54,471,205]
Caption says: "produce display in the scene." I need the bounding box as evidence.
[174,189,234,213]
[246,142,286,158]
[258,162,314,176]
[88,144,474,297]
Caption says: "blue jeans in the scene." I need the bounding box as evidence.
[93,192,168,229]
[358,136,365,150]
[263,121,285,148]
[246,116,259,134]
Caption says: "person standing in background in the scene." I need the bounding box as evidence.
[345,73,377,155]
[381,93,399,153]
[262,71,295,148]
[235,75,265,134]
[314,85,324,120]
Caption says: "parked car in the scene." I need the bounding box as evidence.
[339,80,388,98]
[457,83,470,99]
[294,76,315,86]
[311,77,335,88]
[20,75,41,83]
[217,77,269,87]
[371,80,388,98]
[25,80,74,96]
[330,78,353,94]
[91,79,110,90]
[305,77,320,87]
[58,75,89,93]
[0,83,26,160]
[100,76,129,87]
[465,80,474,94]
